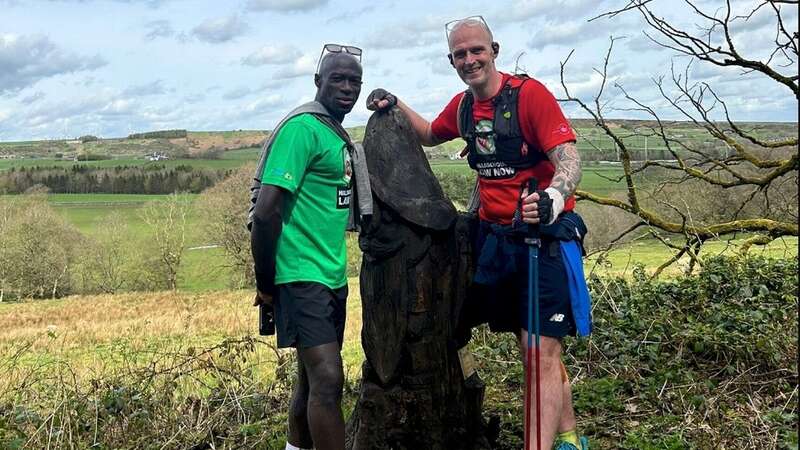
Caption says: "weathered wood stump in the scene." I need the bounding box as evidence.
[346,108,490,450]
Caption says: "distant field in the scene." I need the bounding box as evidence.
[47,193,180,204]
[0,130,268,159]
[430,161,634,195]
[586,236,798,277]
[38,193,230,292]
[3,121,794,162]
[220,147,261,160]
[23,191,796,292]
[0,151,261,171]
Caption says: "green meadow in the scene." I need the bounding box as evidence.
[34,188,798,292]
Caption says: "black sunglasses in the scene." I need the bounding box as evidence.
[316,43,363,74]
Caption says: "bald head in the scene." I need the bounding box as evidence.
[447,18,493,51]
[317,52,362,77]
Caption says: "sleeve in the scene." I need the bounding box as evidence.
[518,80,576,153]
[260,117,317,194]
[430,92,465,142]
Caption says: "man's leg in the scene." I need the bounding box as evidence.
[297,342,345,450]
[287,355,314,449]
[558,362,577,433]
[519,333,564,449]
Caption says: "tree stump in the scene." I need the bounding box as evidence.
[346,108,490,450]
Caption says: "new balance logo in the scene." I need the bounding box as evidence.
[549,314,565,323]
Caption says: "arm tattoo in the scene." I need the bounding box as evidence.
[547,142,581,199]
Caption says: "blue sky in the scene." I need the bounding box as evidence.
[0,0,797,141]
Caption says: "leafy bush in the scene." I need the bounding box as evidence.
[74,151,111,161]
[433,169,475,210]
[472,255,798,449]
[0,194,83,300]
[0,337,297,449]
[128,129,188,139]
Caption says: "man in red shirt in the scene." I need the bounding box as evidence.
[367,16,588,450]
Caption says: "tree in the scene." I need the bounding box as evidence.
[195,165,256,288]
[77,212,138,294]
[141,193,189,291]
[0,193,82,299]
[562,0,798,276]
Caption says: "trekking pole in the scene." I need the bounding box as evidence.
[523,177,542,450]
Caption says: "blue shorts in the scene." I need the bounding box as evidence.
[469,222,576,338]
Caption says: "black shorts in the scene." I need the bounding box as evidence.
[274,281,348,349]
[468,227,575,338]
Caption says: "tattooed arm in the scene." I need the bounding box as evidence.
[547,141,582,199]
[521,141,581,225]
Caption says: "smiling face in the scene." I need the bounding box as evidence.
[314,53,363,123]
[447,22,498,92]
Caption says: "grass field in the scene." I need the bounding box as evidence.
[0,151,261,171]
[430,161,651,196]
[0,146,795,292]
[42,193,238,292]
[35,191,799,291]
[0,282,365,385]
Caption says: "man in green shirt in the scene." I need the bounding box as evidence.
[250,45,363,450]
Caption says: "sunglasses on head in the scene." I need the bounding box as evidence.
[316,43,363,74]
[444,16,494,65]
[444,15,488,39]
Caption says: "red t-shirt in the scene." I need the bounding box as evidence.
[431,73,576,224]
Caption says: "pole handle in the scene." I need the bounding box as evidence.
[526,177,540,242]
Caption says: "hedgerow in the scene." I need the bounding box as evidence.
[0,255,796,449]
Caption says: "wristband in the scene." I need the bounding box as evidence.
[544,187,565,225]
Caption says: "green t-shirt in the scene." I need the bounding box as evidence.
[260,113,352,289]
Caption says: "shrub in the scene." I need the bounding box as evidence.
[433,169,475,210]
[128,130,188,139]
[74,213,162,294]
[196,165,256,289]
[74,151,111,161]
[472,254,798,449]
[0,194,83,299]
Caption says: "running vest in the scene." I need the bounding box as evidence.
[247,101,372,231]
[459,75,549,172]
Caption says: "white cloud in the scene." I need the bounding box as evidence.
[0,34,106,95]
[362,15,448,50]
[560,71,614,101]
[183,93,206,104]
[243,94,286,115]
[38,0,173,6]
[326,5,375,24]
[246,0,328,13]
[122,79,167,97]
[419,49,453,76]
[272,54,317,80]
[144,20,174,41]
[527,20,614,50]
[489,0,601,25]
[222,86,253,100]
[242,44,302,66]
[20,91,45,104]
[191,15,249,44]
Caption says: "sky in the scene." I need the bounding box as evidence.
[0,0,797,141]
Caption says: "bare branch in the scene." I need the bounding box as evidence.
[606,0,799,96]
